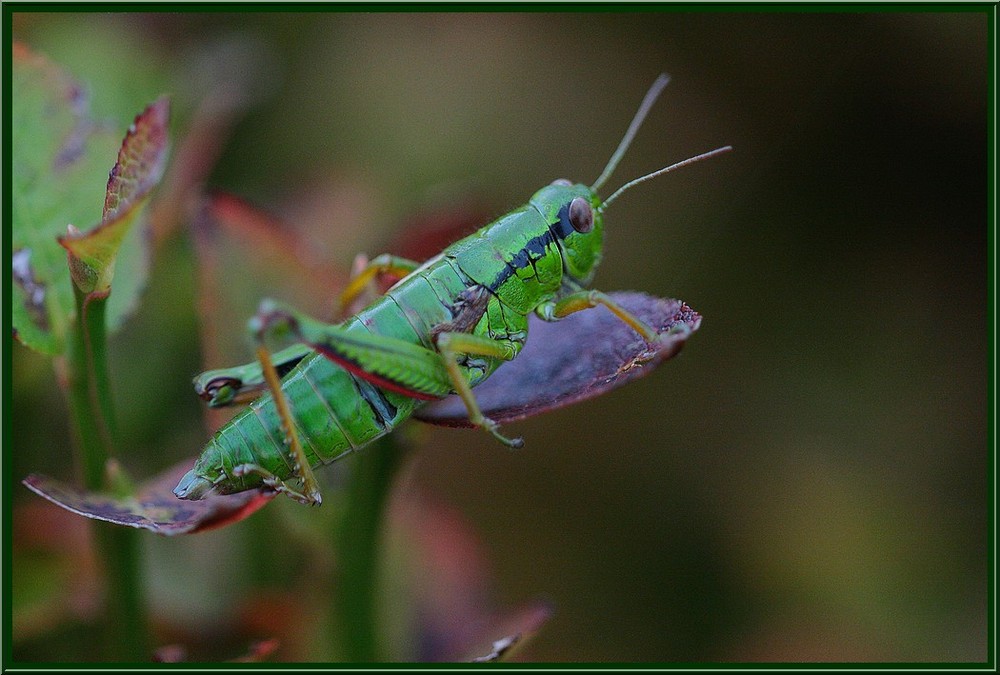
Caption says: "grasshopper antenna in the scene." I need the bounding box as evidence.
[591,73,672,193]
[598,145,733,213]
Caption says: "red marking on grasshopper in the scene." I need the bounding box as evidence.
[308,343,443,402]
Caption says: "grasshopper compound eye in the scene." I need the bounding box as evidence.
[550,178,573,187]
[568,196,594,233]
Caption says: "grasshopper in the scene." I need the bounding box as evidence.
[174,74,730,504]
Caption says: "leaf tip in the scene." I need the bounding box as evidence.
[102,95,171,224]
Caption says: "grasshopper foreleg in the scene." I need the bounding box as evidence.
[536,290,660,344]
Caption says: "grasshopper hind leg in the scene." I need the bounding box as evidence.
[248,303,324,506]
[231,462,321,505]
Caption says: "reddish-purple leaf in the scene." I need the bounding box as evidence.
[467,603,553,663]
[152,639,280,663]
[230,639,281,663]
[103,96,170,222]
[22,462,274,536]
[415,292,701,426]
[191,193,346,433]
[388,492,553,662]
[151,645,187,663]
[388,199,489,263]
[58,97,170,295]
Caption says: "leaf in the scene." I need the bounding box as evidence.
[152,639,280,663]
[12,501,101,642]
[59,97,170,301]
[385,493,552,662]
[12,42,119,354]
[470,635,521,663]
[12,43,170,352]
[415,292,701,426]
[22,461,274,536]
[229,639,281,663]
[468,603,552,663]
[191,193,344,379]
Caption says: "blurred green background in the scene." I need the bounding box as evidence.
[12,10,987,662]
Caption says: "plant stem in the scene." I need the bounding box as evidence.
[333,435,406,663]
[92,525,148,660]
[66,292,116,488]
[65,288,149,661]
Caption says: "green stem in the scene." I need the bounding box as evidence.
[333,435,406,663]
[65,288,149,661]
[92,525,148,660]
[66,291,116,487]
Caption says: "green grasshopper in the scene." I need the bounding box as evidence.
[174,74,730,505]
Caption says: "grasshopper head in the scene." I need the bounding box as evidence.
[543,74,730,288]
[530,181,604,285]
[527,75,731,290]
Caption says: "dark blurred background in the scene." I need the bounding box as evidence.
[12,10,987,662]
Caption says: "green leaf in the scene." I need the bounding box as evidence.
[12,43,119,354]
[12,42,169,354]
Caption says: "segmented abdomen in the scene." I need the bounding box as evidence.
[203,355,421,488]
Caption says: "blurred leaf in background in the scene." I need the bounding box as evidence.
[12,43,122,354]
